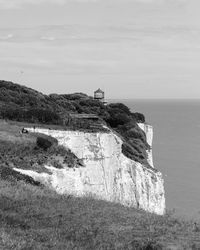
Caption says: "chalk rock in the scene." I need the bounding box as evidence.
[15,125,165,215]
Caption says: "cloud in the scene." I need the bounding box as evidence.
[0,0,96,9]
[0,34,13,40]
[0,0,187,9]
[41,36,56,41]
[0,0,66,9]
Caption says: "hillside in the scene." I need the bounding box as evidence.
[0,94,200,249]
[0,120,199,249]
[0,121,199,249]
[2,179,200,250]
[0,80,148,165]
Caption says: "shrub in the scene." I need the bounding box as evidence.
[107,103,131,115]
[0,106,62,125]
[61,93,88,100]
[132,112,145,123]
[106,110,131,128]
[126,127,146,142]
[122,142,139,160]
[26,108,61,124]
[36,137,53,151]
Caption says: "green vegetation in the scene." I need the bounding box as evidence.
[0,121,82,174]
[0,80,148,165]
[36,136,56,151]
[1,179,200,249]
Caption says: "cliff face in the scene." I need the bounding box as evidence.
[138,123,154,168]
[15,125,165,215]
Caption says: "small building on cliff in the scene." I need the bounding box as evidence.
[94,88,105,103]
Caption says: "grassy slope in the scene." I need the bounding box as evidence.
[0,120,82,174]
[1,122,200,249]
[1,180,200,250]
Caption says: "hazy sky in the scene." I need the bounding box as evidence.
[0,0,199,99]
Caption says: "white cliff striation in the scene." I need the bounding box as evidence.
[14,124,165,215]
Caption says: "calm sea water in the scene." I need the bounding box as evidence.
[115,99,200,219]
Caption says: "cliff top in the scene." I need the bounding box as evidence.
[0,80,149,165]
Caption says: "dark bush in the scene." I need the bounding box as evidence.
[0,106,62,125]
[26,108,61,124]
[107,103,131,115]
[105,107,131,127]
[73,102,84,113]
[132,112,145,123]
[61,93,88,100]
[79,99,104,108]
[36,137,53,151]
[122,142,139,161]
[126,128,146,142]
[1,106,24,120]
[106,113,131,127]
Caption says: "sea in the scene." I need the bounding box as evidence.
[113,99,200,219]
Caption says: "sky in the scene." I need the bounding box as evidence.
[0,0,199,99]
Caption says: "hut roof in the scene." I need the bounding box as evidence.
[94,88,104,94]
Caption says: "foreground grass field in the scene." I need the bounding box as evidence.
[1,180,200,250]
[1,119,200,249]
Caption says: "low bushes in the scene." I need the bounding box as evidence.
[36,136,55,151]
[122,142,146,162]
[133,112,145,123]
[0,106,62,125]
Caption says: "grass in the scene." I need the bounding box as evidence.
[1,119,69,131]
[0,120,83,174]
[1,180,200,249]
[2,118,109,133]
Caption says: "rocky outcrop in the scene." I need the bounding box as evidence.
[15,125,165,215]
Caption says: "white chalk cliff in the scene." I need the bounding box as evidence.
[15,124,165,215]
[138,123,154,168]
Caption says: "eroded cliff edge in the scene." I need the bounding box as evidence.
[15,124,165,215]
